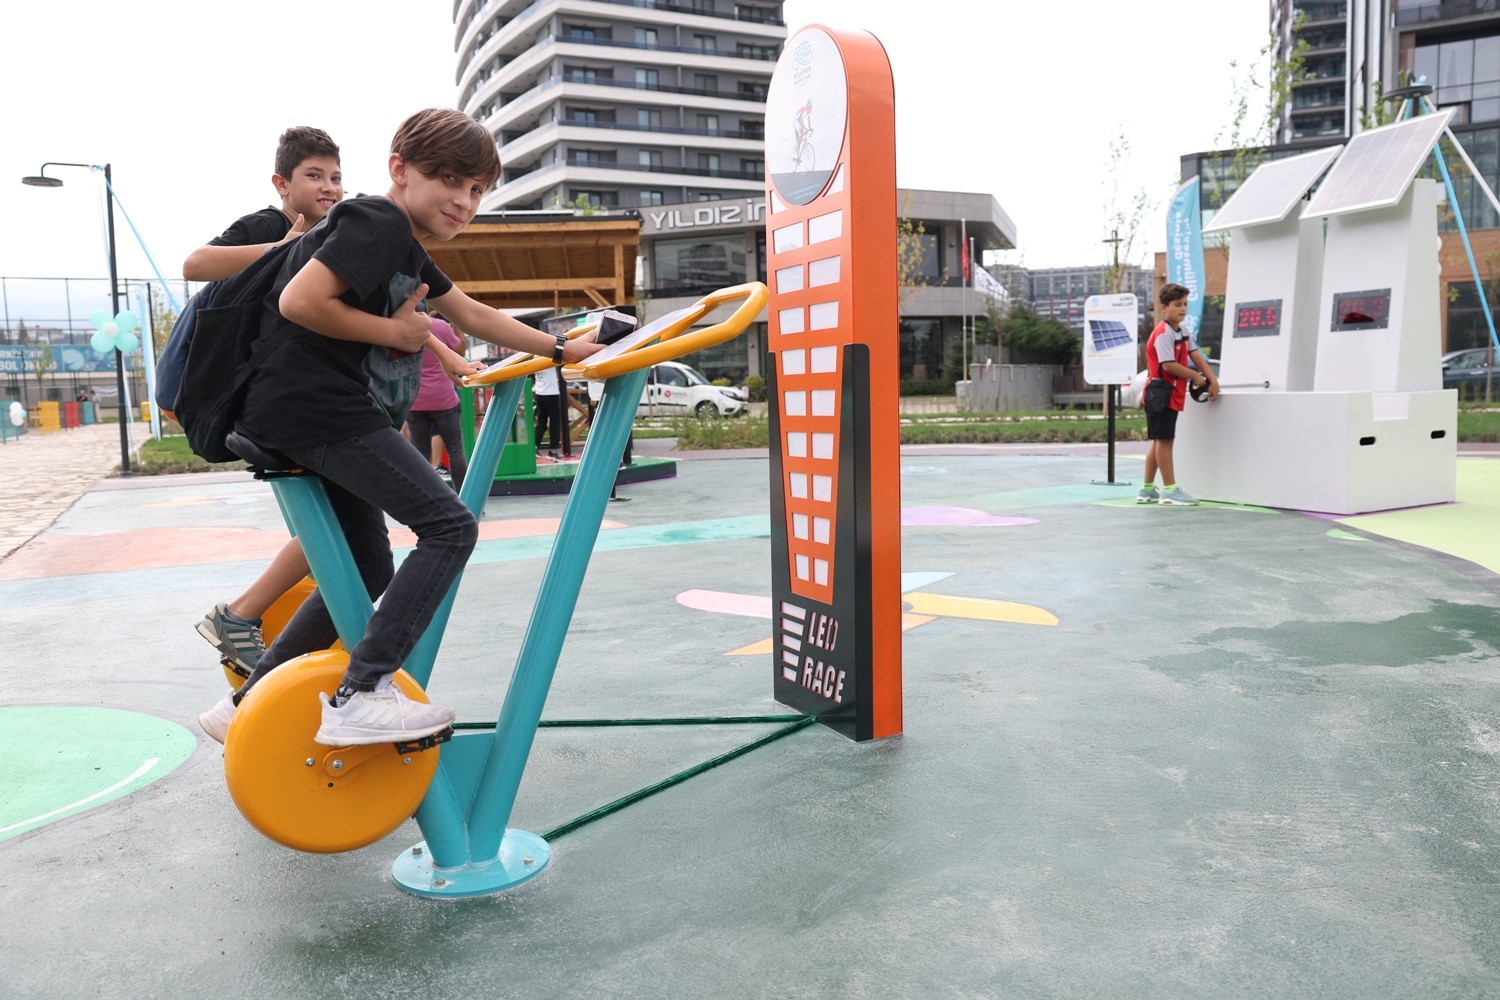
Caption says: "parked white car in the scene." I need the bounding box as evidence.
[638,360,748,417]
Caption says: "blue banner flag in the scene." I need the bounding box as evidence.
[1166,177,1205,339]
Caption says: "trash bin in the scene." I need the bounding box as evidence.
[954,379,972,411]
[80,401,96,424]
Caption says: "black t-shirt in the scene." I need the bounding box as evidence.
[235,197,453,449]
[207,206,291,248]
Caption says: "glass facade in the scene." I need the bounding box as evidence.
[652,234,749,296]
[1410,36,1500,125]
[899,318,946,378]
[1446,281,1500,351]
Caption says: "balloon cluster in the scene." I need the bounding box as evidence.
[90,309,140,355]
[8,401,24,428]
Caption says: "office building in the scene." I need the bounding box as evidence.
[637,189,1016,382]
[1174,0,1500,354]
[1027,265,1154,336]
[453,0,786,213]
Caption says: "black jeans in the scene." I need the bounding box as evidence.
[407,404,468,491]
[242,425,477,693]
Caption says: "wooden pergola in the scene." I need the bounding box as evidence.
[421,212,639,312]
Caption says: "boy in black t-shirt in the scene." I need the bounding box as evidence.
[186,128,346,710]
[210,108,604,747]
[183,126,343,282]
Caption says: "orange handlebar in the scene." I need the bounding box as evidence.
[461,282,769,387]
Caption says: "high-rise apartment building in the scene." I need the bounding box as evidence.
[1273,0,1500,142]
[453,0,786,213]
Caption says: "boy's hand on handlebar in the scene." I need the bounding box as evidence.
[390,284,433,352]
[562,334,606,364]
[441,352,484,382]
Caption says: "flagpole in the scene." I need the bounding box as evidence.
[969,236,976,402]
[960,219,968,408]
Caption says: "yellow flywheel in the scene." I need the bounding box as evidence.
[223,650,440,853]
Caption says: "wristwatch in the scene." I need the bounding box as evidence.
[551,333,567,365]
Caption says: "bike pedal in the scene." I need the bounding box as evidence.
[393,725,454,755]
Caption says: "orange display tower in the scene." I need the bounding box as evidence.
[764,26,902,741]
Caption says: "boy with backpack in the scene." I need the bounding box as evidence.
[199,107,602,747]
[179,126,344,679]
[180,127,479,690]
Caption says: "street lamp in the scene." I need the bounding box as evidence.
[20,161,133,476]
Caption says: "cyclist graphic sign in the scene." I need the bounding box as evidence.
[765,26,902,742]
[766,28,847,207]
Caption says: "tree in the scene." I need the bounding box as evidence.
[148,285,178,357]
[1100,131,1157,295]
[895,190,944,311]
[1208,16,1309,247]
[997,303,1078,362]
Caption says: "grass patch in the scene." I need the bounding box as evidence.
[670,415,771,449]
[136,434,247,475]
[1457,409,1500,442]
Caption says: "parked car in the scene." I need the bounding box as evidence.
[1443,347,1496,397]
[1120,358,1219,408]
[1441,348,1487,372]
[638,360,748,417]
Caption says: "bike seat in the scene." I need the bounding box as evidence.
[225,431,303,475]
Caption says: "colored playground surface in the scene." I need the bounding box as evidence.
[2,447,1499,997]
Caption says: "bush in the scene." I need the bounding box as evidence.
[711,377,733,387]
[744,374,767,402]
[671,415,770,449]
[900,375,953,396]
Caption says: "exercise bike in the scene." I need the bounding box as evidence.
[218,282,769,897]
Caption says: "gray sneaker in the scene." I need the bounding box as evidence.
[1135,485,1159,504]
[1158,486,1200,506]
[314,677,456,747]
[195,603,265,676]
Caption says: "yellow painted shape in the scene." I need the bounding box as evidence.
[223,650,439,854]
[903,591,1059,626]
[722,609,1008,655]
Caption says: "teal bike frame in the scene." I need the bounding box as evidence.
[261,364,651,898]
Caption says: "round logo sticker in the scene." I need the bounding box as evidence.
[766,28,848,207]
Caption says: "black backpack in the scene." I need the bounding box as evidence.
[173,242,299,463]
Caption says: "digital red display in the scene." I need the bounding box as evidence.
[1331,288,1392,331]
[1233,299,1282,338]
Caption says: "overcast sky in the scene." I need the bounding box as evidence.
[0,0,1268,318]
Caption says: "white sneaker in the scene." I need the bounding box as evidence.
[314,678,455,747]
[198,693,237,745]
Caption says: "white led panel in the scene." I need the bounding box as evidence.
[1302,110,1454,219]
[1202,145,1342,233]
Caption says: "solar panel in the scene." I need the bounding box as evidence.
[1202,145,1342,232]
[1302,110,1454,219]
[1088,319,1133,352]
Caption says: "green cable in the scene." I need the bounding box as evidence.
[451,714,806,730]
[540,715,817,842]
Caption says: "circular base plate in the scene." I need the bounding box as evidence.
[392,831,551,898]
[223,650,440,853]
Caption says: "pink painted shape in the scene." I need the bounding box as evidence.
[0,518,629,581]
[901,505,1038,527]
[677,589,773,619]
